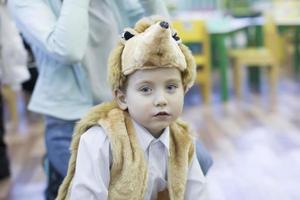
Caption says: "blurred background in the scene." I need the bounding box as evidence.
[1,0,300,199]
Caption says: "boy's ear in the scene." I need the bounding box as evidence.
[114,89,128,110]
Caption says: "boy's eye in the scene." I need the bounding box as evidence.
[166,84,178,92]
[139,86,152,94]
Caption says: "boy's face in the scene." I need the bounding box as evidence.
[116,67,184,137]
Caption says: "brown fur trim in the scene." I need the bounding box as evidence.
[168,121,195,199]
[179,44,197,92]
[99,110,148,200]
[107,42,126,91]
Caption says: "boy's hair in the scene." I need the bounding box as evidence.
[108,16,196,92]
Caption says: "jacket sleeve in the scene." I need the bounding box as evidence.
[139,0,170,19]
[8,0,90,64]
[120,0,170,28]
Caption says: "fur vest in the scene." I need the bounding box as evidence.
[56,101,195,200]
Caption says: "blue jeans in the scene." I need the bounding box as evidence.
[44,115,77,200]
[45,115,77,176]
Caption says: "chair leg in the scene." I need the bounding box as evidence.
[268,65,279,107]
[232,59,242,99]
[202,81,211,105]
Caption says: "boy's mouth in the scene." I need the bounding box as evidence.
[155,111,170,116]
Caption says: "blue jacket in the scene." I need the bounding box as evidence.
[8,0,169,120]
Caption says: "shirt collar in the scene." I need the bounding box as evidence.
[132,119,170,155]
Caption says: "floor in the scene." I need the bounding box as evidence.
[182,76,300,200]
[0,99,45,200]
[1,74,300,200]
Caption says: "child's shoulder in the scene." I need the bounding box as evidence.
[80,126,108,147]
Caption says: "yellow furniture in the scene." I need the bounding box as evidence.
[272,0,300,75]
[229,15,280,104]
[172,20,211,104]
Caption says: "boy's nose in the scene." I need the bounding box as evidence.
[154,93,168,107]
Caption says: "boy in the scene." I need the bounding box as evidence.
[57,16,208,200]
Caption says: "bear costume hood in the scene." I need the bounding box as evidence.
[108,16,196,92]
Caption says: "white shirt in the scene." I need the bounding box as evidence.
[70,121,208,200]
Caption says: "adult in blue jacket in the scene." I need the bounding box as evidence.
[8,0,212,199]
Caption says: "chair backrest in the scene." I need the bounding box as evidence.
[172,19,210,70]
[263,14,282,63]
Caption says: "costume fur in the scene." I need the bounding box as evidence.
[56,101,195,200]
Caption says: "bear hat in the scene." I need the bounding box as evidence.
[108,16,196,92]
